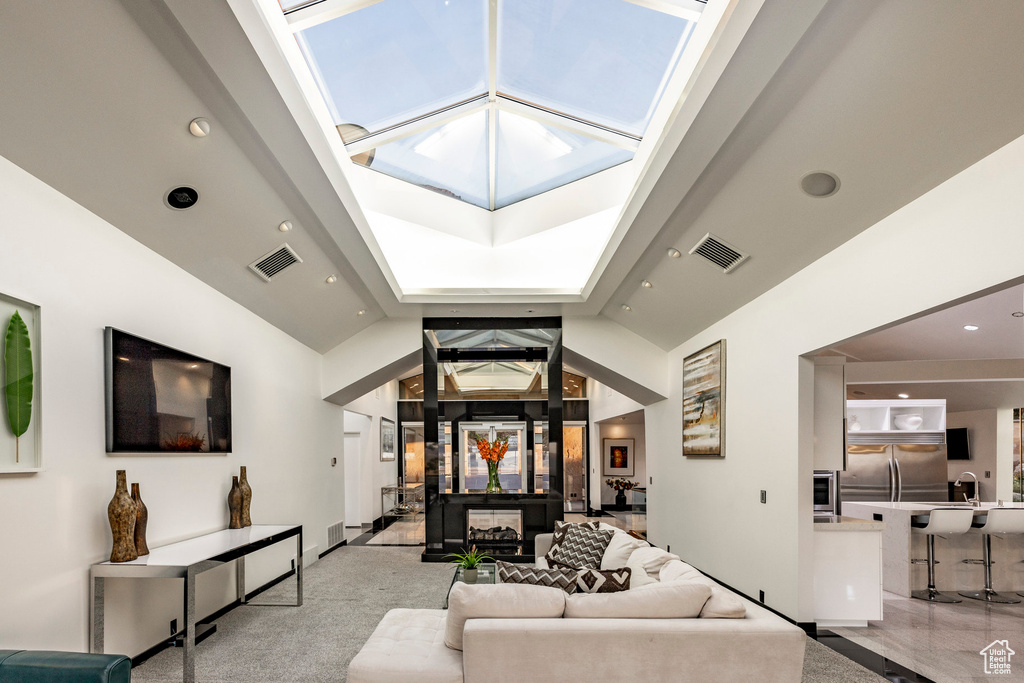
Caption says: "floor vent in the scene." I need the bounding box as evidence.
[689,233,748,273]
[248,244,302,282]
[327,521,345,549]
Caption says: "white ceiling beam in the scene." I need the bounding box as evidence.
[285,0,386,32]
[497,98,640,152]
[622,0,704,23]
[344,97,488,156]
[487,0,499,210]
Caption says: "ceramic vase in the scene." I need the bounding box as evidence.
[239,466,252,527]
[131,482,150,556]
[615,489,627,511]
[108,470,138,563]
[463,568,478,584]
[228,476,243,529]
[485,460,502,493]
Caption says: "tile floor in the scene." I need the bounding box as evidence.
[830,591,1024,682]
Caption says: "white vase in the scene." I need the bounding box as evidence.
[463,568,478,584]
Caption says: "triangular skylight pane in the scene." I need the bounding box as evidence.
[494,110,632,209]
[497,0,693,137]
[295,0,487,135]
[356,110,490,209]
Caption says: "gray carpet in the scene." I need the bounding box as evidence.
[132,546,885,682]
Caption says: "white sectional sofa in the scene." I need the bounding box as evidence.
[348,528,806,683]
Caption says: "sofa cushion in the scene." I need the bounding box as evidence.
[659,559,703,583]
[600,531,650,570]
[496,560,576,593]
[445,583,566,651]
[0,650,132,683]
[575,567,632,594]
[625,552,658,588]
[348,609,463,683]
[626,546,681,580]
[700,585,748,619]
[546,524,615,569]
[563,581,712,619]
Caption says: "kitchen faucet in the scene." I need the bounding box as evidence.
[955,472,981,507]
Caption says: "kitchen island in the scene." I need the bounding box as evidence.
[813,515,885,626]
[843,501,1024,597]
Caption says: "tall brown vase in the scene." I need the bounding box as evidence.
[228,475,243,529]
[108,470,138,563]
[132,482,150,556]
[239,466,252,527]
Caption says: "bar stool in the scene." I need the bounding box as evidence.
[911,508,975,603]
[959,508,1024,603]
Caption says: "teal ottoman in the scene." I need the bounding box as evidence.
[0,650,131,682]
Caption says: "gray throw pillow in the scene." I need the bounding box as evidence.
[550,559,632,594]
[497,560,576,594]
[546,524,615,570]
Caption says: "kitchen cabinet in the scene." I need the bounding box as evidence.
[846,399,946,445]
[813,357,846,470]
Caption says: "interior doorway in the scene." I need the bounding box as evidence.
[343,431,362,531]
[564,423,587,512]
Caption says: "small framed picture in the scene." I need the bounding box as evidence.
[381,418,396,461]
[602,438,634,476]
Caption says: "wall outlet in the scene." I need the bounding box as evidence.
[760,490,767,504]
[759,590,765,603]
[985,471,991,478]
[170,619,177,636]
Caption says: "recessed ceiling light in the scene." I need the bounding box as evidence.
[450,308,459,313]
[800,171,840,198]
[621,304,631,312]
[188,117,210,137]
[1013,312,1024,318]
[165,186,199,210]
[963,324,980,331]
[898,393,909,399]
[641,280,653,289]
[279,221,293,232]
[357,309,366,316]
[526,309,534,313]
[325,275,337,284]
[667,248,681,258]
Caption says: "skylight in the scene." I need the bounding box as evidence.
[290,0,695,210]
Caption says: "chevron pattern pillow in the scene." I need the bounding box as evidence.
[549,520,600,554]
[496,560,577,593]
[546,524,615,570]
[574,567,632,594]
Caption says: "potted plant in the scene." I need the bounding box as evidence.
[445,546,494,584]
[605,478,637,511]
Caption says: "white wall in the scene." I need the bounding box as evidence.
[344,382,399,524]
[946,409,1015,501]
[0,155,346,656]
[646,132,1024,621]
[597,422,647,507]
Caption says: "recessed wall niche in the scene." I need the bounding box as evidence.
[0,292,41,473]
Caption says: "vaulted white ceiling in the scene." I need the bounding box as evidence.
[1,0,1023,353]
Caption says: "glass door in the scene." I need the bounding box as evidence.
[460,422,527,492]
[564,423,586,511]
[402,423,425,484]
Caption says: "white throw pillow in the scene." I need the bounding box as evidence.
[625,552,658,588]
[600,532,650,570]
[659,560,703,583]
[700,585,747,619]
[626,546,681,580]
[444,583,566,651]
[564,582,711,619]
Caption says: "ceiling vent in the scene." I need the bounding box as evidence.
[688,233,748,274]
[248,243,303,282]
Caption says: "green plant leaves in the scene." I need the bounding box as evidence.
[5,311,33,444]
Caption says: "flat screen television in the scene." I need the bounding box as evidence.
[946,427,970,460]
[105,328,232,453]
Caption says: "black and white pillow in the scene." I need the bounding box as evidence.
[546,524,615,570]
[548,520,600,557]
[574,567,631,594]
[496,560,576,594]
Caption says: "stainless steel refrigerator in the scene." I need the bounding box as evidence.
[840,444,948,503]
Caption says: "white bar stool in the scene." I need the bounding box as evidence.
[959,508,1024,603]
[911,508,975,603]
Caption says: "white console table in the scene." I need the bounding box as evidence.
[90,524,302,683]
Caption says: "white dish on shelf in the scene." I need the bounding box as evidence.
[893,414,923,430]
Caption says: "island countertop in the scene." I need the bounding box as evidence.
[843,501,1024,514]
[813,515,885,532]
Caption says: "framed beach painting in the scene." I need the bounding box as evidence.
[603,438,635,476]
[380,417,396,461]
[683,340,725,457]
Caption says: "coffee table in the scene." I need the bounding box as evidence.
[444,564,497,608]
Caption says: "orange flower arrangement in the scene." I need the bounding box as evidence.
[474,434,510,463]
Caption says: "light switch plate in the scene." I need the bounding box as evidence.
[760,490,767,504]
[985,471,991,478]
